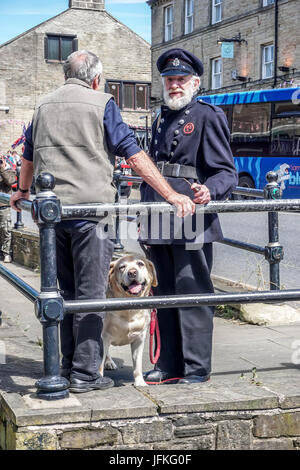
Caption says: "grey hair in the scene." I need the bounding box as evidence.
[63,50,103,85]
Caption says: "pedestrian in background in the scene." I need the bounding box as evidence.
[0,155,16,263]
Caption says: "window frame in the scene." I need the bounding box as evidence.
[184,0,194,35]
[44,33,78,62]
[105,80,151,111]
[211,58,223,90]
[262,0,274,7]
[262,44,274,79]
[212,0,223,25]
[164,4,174,42]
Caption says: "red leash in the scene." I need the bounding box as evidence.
[149,291,161,364]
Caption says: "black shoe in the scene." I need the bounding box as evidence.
[69,376,114,393]
[143,369,183,385]
[177,374,210,384]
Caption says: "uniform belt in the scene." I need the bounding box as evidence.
[156,162,198,179]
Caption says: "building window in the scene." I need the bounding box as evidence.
[263,0,274,6]
[212,58,222,89]
[212,0,222,24]
[45,34,78,61]
[106,81,150,111]
[185,0,194,34]
[262,44,274,79]
[164,5,174,41]
[107,82,121,107]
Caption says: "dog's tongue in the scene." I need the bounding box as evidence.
[128,282,142,294]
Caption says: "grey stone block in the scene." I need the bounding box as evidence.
[216,420,253,450]
[174,424,214,438]
[253,411,300,438]
[172,414,206,426]
[253,438,295,450]
[153,435,215,450]
[120,421,173,445]
[60,426,122,449]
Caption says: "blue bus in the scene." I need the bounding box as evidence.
[198,87,300,198]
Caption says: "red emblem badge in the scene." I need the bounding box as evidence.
[183,122,194,134]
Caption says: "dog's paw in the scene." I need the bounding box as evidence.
[104,358,118,370]
[134,377,148,387]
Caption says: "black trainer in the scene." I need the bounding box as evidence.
[143,369,183,385]
[69,376,114,393]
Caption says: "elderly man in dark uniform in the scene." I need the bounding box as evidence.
[140,48,238,385]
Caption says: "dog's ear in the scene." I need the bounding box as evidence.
[109,261,117,281]
[146,260,158,287]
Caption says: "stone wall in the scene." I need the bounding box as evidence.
[149,0,300,102]
[11,229,39,271]
[1,399,300,450]
[0,7,151,149]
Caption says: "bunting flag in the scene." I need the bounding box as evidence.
[11,122,29,149]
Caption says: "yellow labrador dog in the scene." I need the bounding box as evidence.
[100,255,158,387]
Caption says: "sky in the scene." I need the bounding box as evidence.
[0,0,151,46]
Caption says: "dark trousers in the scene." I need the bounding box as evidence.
[144,243,214,377]
[56,222,114,381]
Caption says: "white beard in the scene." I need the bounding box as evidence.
[163,83,195,110]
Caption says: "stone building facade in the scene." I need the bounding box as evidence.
[147,0,300,105]
[0,0,151,151]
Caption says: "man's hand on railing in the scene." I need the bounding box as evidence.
[165,192,195,217]
[190,183,211,205]
[10,190,30,212]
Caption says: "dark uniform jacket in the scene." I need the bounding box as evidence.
[140,96,238,244]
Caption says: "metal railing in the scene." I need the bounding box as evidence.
[0,171,300,401]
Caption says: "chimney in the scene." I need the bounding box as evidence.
[69,0,105,10]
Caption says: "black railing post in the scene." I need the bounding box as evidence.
[14,162,24,229]
[113,169,124,251]
[264,171,283,290]
[32,173,69,400]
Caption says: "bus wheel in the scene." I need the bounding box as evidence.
[232,175,255,200]
[238,175,255,189]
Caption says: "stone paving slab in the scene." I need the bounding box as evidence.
[140,379,279,415]
[1,386,157,427]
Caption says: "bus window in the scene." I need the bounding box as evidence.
[271,117,300,156]
[274,101,300,116]
[231,103,271,143]
[219,105,231,131]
